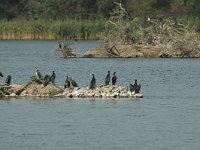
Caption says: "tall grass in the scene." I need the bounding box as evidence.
[179,16,200,31]
[0,16,198,40]
[0,19,106,40]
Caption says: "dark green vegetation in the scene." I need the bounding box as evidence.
[0,0,200,40]
[0,19,105,40]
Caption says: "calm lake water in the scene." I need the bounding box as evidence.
[0,40,200,150]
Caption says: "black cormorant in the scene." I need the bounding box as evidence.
[69,77,78,88]
[129,79,141,93]
[112,72,117,85]
[64,76,70,88]
[89,74,96,89]
[57,41,62,49]
[0,71,3,77]
[129,83,134,93]
[49,71,56,84]
[105,71,110,85]
[36,68,43,80]
[43,74,50,86]
[5,75,11,86]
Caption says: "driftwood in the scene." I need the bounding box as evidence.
[57,41,80,58]
[63,43,76,57]
[106,44,120,57]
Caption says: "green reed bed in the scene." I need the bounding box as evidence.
[178,16,200,31]
[0,16,198,40]
[0,19,106,40]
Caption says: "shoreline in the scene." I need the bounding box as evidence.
[83,43,200,58]
[0,35,100,41]
[1,39,200,58]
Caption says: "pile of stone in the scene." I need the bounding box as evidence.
[0,82,143,99]
[0,81,62,98]
[19,81,63,97]
[0,85,13,98]
[60,85,143,98]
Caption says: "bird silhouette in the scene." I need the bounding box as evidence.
[43,74,50,86]
[0,71,3,77]
[89,74,96,89]
[112,72,117,85]
[69,77,78,88]
[105,71,110,85]
[64,76,70,88]
[49,71,56,84]
[5,75,11,86]
[129,79,141,93]
[35,67,43,80]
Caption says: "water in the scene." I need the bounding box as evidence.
[0,40,200,150]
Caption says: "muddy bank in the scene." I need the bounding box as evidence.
[83,42,200,58]
[84,44,162,58]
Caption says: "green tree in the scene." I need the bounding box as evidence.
[80,0,98,19]
[185,0,200,17]
[97,0,116,18]
[151,0,172,11]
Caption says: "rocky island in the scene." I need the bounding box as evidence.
[82,2,200,58]
[0,81,143,99]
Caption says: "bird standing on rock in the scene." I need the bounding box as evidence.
[0,71,3,77]
[43,75,50,86]
[57,41,62,49]
[69,77,78,88]
[64,76,70,88]
[129,79,141,93]
[105,71,110,85]
[49,71,56,84]
[112,72,117,85]
[89,74,96,89]
[36,68,43,81]
[5,75,11,86]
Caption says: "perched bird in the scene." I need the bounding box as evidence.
[129,79,141,93]
[57,41,62,49]
[43,74,50,86]
[49,71,56,84]
[0,71,3,77]
[36,68,43,80]
[69,77,78,88]
[105,71,110,85]
[64,76,70,88]
[112,72,117,85]
[5,75,11,86]
[129,83,134,93]
[89,74,96,89]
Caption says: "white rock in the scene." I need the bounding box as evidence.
[10,93,17,97]
[135,93,143,98]
[119,93,129,98]
[110,92,119,98]
[54,93,64,98]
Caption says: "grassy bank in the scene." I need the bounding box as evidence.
[0,19,106,40]
[0,16,199,40]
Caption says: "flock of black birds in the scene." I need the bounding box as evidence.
[35,68,79,88]
[129,79,141,94]
[35,68,56,86]
[104,71,117,86]
[0,69,141,93]
[34,68,141,93]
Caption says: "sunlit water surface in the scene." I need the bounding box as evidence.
[0,40,200,150]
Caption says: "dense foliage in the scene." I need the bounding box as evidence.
[0,0,200,20]
[0,0,199,40]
